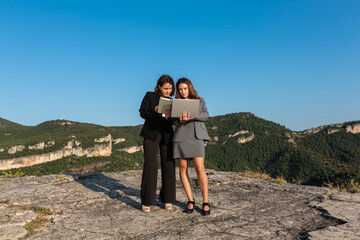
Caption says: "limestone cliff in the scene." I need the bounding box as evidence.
[293,123,360,137]
[0,135,112,170]
[28,141,55,150]
[237,133,255,143]
[7,145,25,154]
[118,145,143,154]
[0,169,359,239]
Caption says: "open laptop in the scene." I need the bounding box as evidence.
[171,99,200,118]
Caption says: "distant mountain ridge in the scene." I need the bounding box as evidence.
[204,113,360,188]
[0,114,359,189]
[0,117,25,133]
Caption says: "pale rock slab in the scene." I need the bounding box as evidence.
[60,122,73,126]
[1,169,358,239]
[328,129,340,134]
[7,145,25,154]
[237,134,255,143]
[113,138,126,144]
[228,130,249,138]
[308,192,360,239]
[118,146,143,154]
[94,134,112,143]
[28,142,45,150]
[346,124,360,134]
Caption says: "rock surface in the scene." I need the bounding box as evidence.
[113,138,126,144]
[237,134,255,144]
[294,123,360,137]
[28,142,46,150]
[0,169,359,240]
[308,192,360,239]
[94,134,112,143]
[346,124,360,134]
[228,130,249,138]
[118,146,143,154]
[7,145,25,154]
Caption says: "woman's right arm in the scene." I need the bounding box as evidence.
[173,119,183,128]
[173,111,192,127]
[139,92,160,120]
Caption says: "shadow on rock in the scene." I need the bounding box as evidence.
[69,173,141,210]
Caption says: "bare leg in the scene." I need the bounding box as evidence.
[193,157,209,211]
[179,158,194,209]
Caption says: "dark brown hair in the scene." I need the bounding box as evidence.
[175,78,200,99]
[154,74,175,96]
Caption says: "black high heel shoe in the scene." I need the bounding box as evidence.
[184,198,195,214]
[202,203,211,216]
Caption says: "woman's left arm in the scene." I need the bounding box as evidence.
[193,99,209,122]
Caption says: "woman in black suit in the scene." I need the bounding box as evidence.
[139,74,176,213]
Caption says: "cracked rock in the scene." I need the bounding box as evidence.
[0,169,359,239]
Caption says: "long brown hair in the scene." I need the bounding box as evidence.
[154,74,175,96]
[175,78,200,99]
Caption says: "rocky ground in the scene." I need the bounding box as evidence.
[0,168,359,239]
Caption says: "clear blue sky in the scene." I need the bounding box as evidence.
[1,0,359,131]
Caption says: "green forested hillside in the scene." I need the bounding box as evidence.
[0,119,143,159]
[204,113,360,187]
[1,114,359,189]
[0,117,26,137]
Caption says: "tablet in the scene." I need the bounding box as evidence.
[158,97,172,114]
[171,99,200,118]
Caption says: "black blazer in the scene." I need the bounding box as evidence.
[139,92,173,143]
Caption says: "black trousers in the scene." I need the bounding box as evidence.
[140,133,176,206]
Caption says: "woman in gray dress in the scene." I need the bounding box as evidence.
[173,78,211,215]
